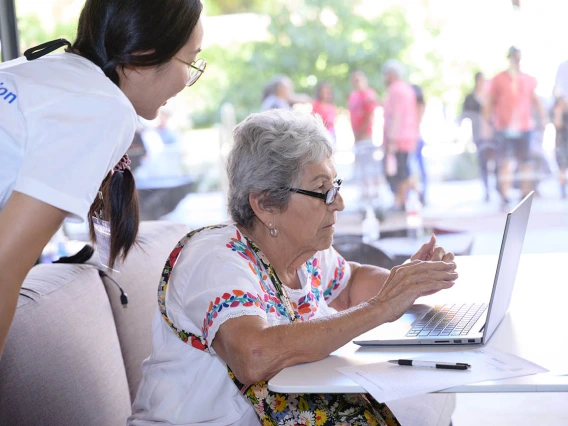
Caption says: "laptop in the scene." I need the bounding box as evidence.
[354,192,533,347]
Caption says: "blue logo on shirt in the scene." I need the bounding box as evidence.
[0,81,17,104]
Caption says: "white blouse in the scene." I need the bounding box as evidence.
[129,223,351,425]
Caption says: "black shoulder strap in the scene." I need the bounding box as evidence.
[24,38,71,61]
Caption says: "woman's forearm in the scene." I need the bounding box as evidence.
[214,260,457,386]
[226,299,388,385]
[0,192,66,356]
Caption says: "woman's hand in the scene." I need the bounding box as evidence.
[410,234,455,263]
[374,259,457,324]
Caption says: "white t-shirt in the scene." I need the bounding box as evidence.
[128,223,351,426]
[0,52,137,222]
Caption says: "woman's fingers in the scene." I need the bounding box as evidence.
[391,261,457,293]
[410,234,436,261]
[377,259,458,323]
[430,246,447,261]
[442,252,455,262]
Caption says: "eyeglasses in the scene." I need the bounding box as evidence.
[173,57,207,87]
[289,179,342,205]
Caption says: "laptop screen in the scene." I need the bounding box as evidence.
[483,192,533,343]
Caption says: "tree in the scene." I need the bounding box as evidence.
[190,0,413,127]
[202,0,277,16]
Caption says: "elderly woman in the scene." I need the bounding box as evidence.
[129,109,457,426]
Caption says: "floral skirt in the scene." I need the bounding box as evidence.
[243,382,401,426]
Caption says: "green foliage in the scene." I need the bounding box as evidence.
[194,0,413,127]
[202,0,278,16]
[17,13,77,52]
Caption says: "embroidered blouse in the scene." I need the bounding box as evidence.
[128,223,351,426]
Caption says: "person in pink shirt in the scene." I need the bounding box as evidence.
[348,70,380,202]
[312,81,337,141]
[382,59,419,211]
[484,46,546,207]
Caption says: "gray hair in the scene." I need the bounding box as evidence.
[382,59,405,78]
[227,109,333,228]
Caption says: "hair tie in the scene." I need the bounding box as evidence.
[103,58,117,75]
[113,154,131,172]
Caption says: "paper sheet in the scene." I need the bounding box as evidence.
[337,346,548,403]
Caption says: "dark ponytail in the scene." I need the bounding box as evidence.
[70,0,203,86]
[88,162,140,269]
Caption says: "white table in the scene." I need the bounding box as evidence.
[269,253,568,394]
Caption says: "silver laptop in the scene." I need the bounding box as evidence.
[354,192,533,347]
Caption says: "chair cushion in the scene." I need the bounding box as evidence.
[0,264,132,426]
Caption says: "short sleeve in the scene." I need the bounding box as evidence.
[364,89,379,113]
[317,246,352,304]
[14,93,136,222]
[167,236,270,352]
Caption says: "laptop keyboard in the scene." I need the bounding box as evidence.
[406,303,488,337]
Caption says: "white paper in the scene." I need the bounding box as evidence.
[92,217,120,272]
[337,346,548,403]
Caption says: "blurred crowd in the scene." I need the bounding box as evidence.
[258,46,568,216]
[128,45,568,216]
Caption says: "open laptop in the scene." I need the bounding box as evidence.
[354,192,533,347]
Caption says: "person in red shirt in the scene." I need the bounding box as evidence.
[312,81,337,142]
[484,46,546,207]
[348,70,380,202]
[382,59,419,211]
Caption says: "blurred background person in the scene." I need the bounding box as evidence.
[261,74,312,111]
[412,83,428,205]
[382,59,419,211]
[484,46,547,208]
[553,59,568,198]
[348,70,380,204]
[461,71,496,202]
[552,96,568,198]
[312,81,337,142]
[136,110,184,179]
[155,109,179,147]
[261,75,293,111]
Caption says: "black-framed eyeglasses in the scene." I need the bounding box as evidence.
[289,179,342,205]
[173,57,207,87]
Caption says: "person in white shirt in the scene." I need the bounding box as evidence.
[129,109,457,426]
[553,60,568,198]
[0,0,206,356]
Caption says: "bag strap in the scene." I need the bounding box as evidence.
[158,224,227,352]
[24,38,71,60]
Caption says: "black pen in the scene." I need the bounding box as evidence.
[388,359,471,370]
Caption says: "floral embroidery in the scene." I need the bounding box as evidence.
[306,257,322,289]
[158,226,226,353]
[158,225,400,426]
[323,254,346,301]
[225,230,288,318]
[202,289,265,341]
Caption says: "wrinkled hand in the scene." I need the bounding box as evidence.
[374,259,458,323]
[410,234,455,263]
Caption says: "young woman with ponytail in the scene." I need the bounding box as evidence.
[0,0,206,355]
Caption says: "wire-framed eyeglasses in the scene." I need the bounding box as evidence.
[173,57,207,87]
[289,179,342,205]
